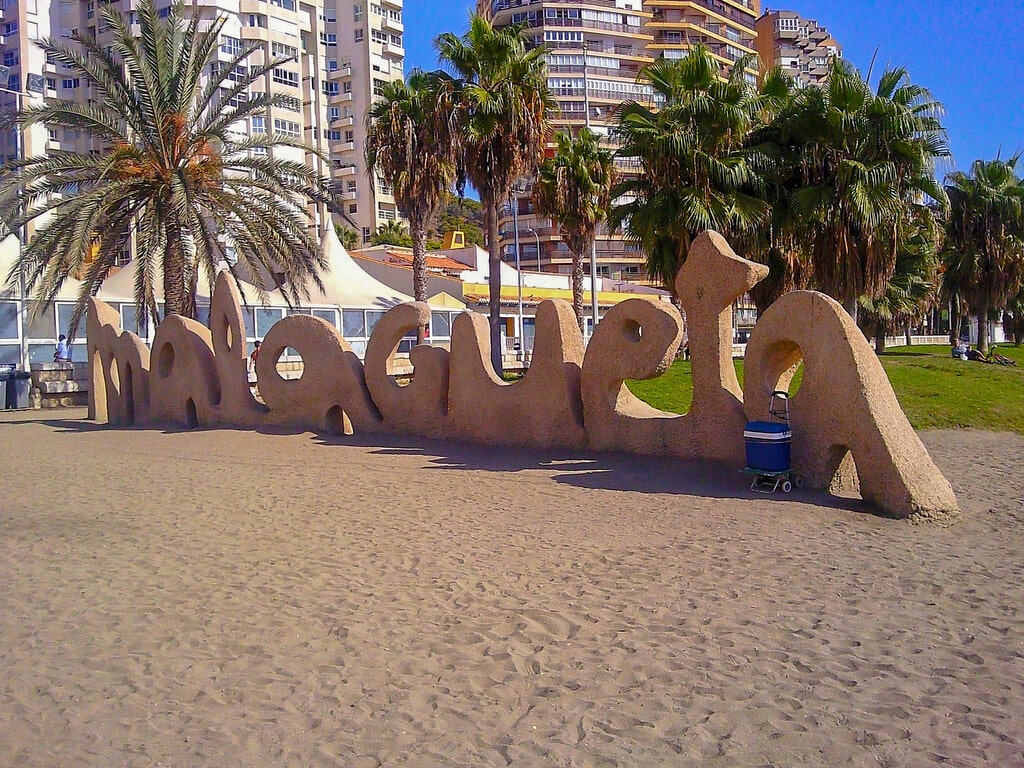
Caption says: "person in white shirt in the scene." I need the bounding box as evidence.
[54,334,72,363]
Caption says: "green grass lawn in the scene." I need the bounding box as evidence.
[626,343,1024,433]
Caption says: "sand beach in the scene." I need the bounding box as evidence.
[0,408,1022,767]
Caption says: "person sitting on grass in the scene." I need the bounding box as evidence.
[966,346,993,363]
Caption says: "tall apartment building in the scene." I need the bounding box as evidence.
[755,10,841,88]
[647,0,758,80]
[482,0,759,285]
[327,0,405,242]
[482,0,654,284]
[0,0,403,247]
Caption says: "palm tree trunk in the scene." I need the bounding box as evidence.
[904,321,912,347]
[977,301,990,354]
[411,219,428,345]
[572,249,585,333]
[874,319,886,354]
[483,195,503,375]
[163,235,186,318]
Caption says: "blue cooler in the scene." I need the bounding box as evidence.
[744,421,792,473]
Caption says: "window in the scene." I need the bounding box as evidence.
[47,128,58,142]
[348,203,357,214]
[325,129,342,140]
[544,30,583,43]
[313,308,337,328]
[256,308,283,337]
[246,13,267,27]
[220,35,243,57]
[61,78,80,89]
[270,0,296,10]
[86,0,95,18]
[328,106,340,121]
[158,6,171,18]
[4,21,18,35]
[0,301,19,340]
[372,78,386,96]
[362,227,372,242]
[346,180,357,192]
[2,51,17,67]
[320,32,337,47]
[323,80,339,96]
[328,59,338,71]
[354,29,364,43]
[272,68,299,87]
[252,115,266,133]
[342,309,365,337]
[45,77,56,92]
[353,4,363,21]
[344,130,354,143]
[371,29,387,44]
[342,80,352,94]
[272,41,298,59]
[273,118,300,137]
[390,34,401,47]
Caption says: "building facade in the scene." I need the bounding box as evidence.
[326,0,405,243]
[481,0,654,284]
[0,0,403,246]
[754,9,841,88]
[482,0,759,286]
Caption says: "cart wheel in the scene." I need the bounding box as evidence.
[781,480,793,493]
[794,475,805,489]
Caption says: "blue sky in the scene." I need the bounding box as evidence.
[402,0,1024,175]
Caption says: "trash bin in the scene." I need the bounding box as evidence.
[7,370,32,410]
[743,421,792,473]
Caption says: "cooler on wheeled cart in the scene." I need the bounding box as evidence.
[742,391,803,493]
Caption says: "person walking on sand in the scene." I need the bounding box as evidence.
[53,334,71,363]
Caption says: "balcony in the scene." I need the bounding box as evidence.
[383,42,404,58]
[380,0,401,9]
[338,141,355,152]
[330,91,354,102]
[334,165,357,177]
[381,15,403,33]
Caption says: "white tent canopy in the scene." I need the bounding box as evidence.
[308,221,413,309]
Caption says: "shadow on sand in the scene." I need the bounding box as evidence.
[1,408,872,516]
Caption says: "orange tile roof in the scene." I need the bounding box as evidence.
[353,247,471,273]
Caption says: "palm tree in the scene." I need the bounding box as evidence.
[370,220,413,247]
[609,47,768,300]
[739,66,811,316]
[860,217,939,353]
[941,156,1024,353]
[531,128,615,332]
[366,70,457,342]
[335,225,360,251]
[436,15,554,373]
[787,58,949,321]
[0,0,330,335]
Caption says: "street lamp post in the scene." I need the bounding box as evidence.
[580,44,599,334]
[510,197,523,357]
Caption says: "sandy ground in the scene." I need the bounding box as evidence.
[0,407,1022,768]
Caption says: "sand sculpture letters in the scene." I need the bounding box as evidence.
[87,231,959,521]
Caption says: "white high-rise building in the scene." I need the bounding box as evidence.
[0,0,404,245]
